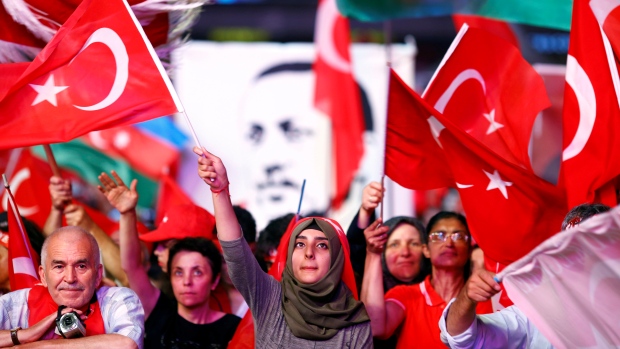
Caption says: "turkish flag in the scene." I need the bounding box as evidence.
[423,24,550,172]
[2,149,56,228]
[1,148,120,236]
[592,0,620,57]
[155,174,194,226]
[389,69,567,265]
[498,206,620,348]
[452,14,520,49]
[0,0,170,53]
[385,72,454,190]
[82,124,181,179]
[0,0,182,150]
[0,4,44,63]
[313,0,365,210]
[6,185,40,290]
[560,0,620,207]
[0,63,29,100]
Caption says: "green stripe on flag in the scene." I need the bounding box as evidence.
[32,140,157,209]
[476,0,572,31]
[336,0,572,31]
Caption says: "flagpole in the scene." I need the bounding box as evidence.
[380,20,392,222]
[2,174,35,262]
[296,179,306,222]
[180,110,214,182]
[43,144,62,177]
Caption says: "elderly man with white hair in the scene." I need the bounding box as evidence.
[0,226,144,348]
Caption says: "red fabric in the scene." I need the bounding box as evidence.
[423,26,549,172]
[452,14,519,49]
[385,276,491,349]
[28,285,105,336]
[0,0,181,150]
[81,126,180,179]
[560,0,620,207]
[209,284,232,314]
[483,256,514,310]
[0,63,29,100]
[313,0,364,209]
[1,149,120,237]
[2,149,56,228]
[7,186,40,290]
[0,4,46,49]
[388,69,566,265]
[13,0,168,48]
[385,75,454,190]
[154,174,194,227]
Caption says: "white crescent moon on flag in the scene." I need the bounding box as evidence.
[434,69,485,113]
[315,0,351,74]
[589,259,620,304]
[1,169,38,216]
[562,55,596,161]
[73,28,129,111]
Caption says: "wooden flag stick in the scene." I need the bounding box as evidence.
[43,144,62,177]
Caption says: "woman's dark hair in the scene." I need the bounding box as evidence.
[167,237,222,282]
[381,216,430,291]
[425,211,472,280]
[561,203,611,230]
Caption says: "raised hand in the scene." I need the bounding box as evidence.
[64,204,94,231]
[49,176,72,211]
[362,181,385,213]
[464,268,501,303]
[97,170,138,214]
[193,146,229,193]
[364,218,389,254]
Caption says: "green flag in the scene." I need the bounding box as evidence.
[32,140,158,209]
[336,0,572,31]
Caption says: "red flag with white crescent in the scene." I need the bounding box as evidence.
[0,0,183,150]
[423,24,550,172]
[389,69,566,265]
[313,0,364,210]
[6,184,40,290]
[560,0,620,207]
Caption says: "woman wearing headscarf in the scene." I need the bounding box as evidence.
[362,211,492,348]
[195,146,372,348]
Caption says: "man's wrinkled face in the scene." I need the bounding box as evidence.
[240,70,330,227]
[39,232,102,310]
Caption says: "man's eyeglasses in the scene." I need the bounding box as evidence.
[428,231,469,243]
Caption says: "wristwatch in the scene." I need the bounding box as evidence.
[10,327,21,345]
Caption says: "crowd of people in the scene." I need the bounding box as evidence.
[0,146,611,348]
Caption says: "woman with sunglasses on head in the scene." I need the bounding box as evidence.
[361,211,492,348]
[194,146,372,348]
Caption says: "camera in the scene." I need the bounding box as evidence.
[56,311,86,338]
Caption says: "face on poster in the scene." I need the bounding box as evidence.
[173,42,415,230]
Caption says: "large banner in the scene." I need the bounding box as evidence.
[172,41,416,229]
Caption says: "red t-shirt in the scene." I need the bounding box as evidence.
[384,276,492,349]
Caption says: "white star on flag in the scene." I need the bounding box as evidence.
[29,74,69,107]
[483,109,504,135]
[484,169,512,199]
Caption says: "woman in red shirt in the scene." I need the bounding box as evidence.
[361,211,492,348]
